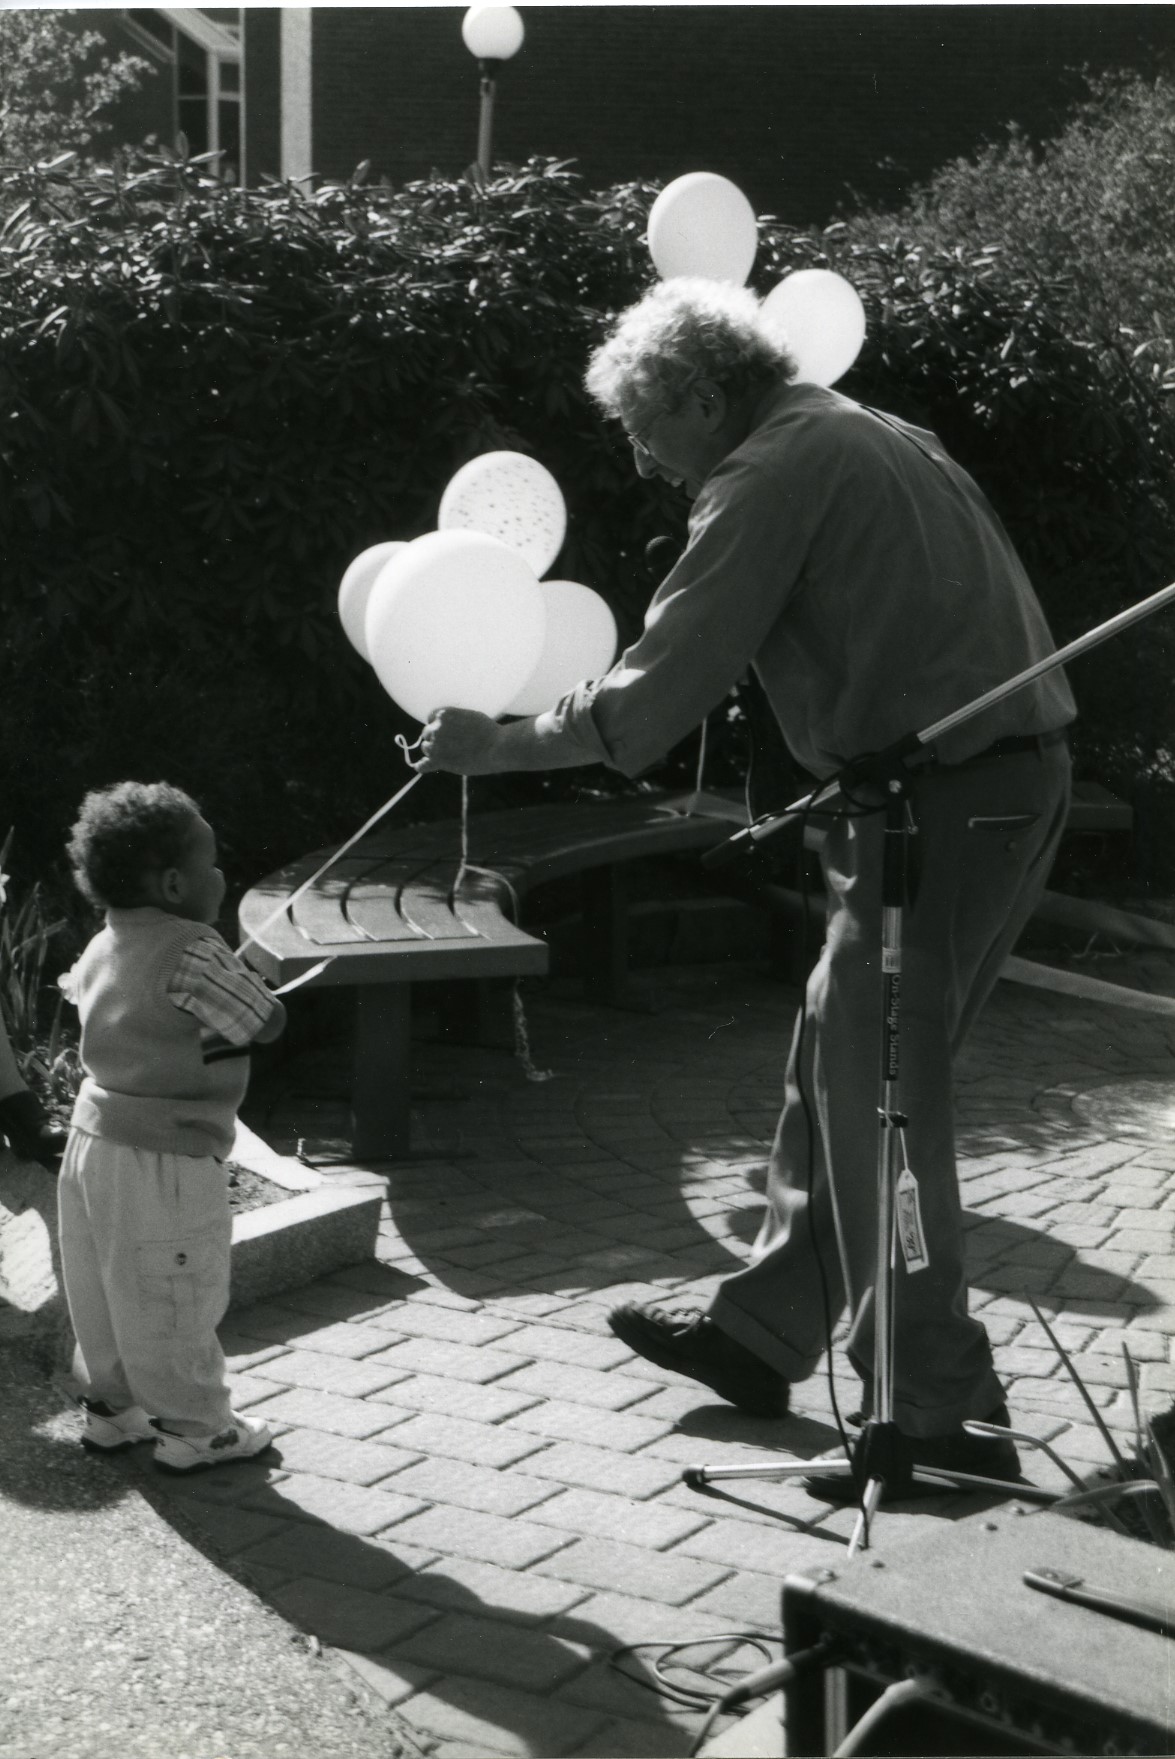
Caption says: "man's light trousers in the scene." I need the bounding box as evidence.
[712,741,1071,1437]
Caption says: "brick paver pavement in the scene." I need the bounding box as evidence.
[118,958,1175,1756]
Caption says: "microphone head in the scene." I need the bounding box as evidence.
[644,535,680,572]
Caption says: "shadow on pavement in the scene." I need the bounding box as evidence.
[0,1345,128,1514]
[118,1446,720,1758]
[377,1160,1161,1318]
[962,1210,1160,1312]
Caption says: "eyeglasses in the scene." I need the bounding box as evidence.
[624,414,661,461]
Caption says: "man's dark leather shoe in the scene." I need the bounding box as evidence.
[804,1402,1023,1502]
[0,1089,66,1170]
[608,1301,790,1418]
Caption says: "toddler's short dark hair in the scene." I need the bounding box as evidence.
[66,781,203,910]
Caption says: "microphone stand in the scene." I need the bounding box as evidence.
[687,576,1175,1554]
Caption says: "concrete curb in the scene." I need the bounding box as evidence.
[229,1183,384,1311]
[0,1122,386,1358]
[227,1118,387,1310]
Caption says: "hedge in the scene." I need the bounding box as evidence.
[2,146,1173,913]
[0,152,683,902]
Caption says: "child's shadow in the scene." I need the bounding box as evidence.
[120,1444,711,1757]
[0,1343,128,1514]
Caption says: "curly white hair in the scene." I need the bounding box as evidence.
[584,278,796,424]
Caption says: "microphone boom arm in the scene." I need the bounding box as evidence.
[705,576,1175,868]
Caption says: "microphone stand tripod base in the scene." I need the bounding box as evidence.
[682,1457,853,1488]
[681,1415,1057,1552]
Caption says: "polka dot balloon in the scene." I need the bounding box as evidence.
[437,450,567,579]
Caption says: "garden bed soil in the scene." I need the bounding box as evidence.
[225,1160,291,1216]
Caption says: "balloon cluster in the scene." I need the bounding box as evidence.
[340,169,865,727]
[338,453,618,723]
[648,172,866,388]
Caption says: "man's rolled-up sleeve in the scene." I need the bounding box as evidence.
[548,456,809,778]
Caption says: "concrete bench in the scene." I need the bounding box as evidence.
[1061,779,1133,835]
[238,795,744,1158]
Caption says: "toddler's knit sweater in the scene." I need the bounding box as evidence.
[70,908,254,1158]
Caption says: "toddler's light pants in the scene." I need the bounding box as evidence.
[712,741,1071,1437]
[57,1129,234,1436]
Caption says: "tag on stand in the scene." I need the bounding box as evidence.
[896,1167,929,1272]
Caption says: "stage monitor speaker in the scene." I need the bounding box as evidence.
[782,1508,1175,1756]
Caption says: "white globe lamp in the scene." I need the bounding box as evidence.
[461,7,525,177]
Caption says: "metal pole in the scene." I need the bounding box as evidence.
[848,778,909,1554]
[718,575,1175,857]
[919,576,1175,748]
[476,59,498,177]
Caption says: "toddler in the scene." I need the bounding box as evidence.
[59,781,286,1472]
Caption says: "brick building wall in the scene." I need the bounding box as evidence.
[244,3,1172,221]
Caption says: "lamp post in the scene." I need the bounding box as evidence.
[461,5,525,178]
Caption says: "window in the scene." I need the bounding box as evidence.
[130,9,242,182]
[176,30,210,158]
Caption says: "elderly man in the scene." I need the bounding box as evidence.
[415,278,1075,1495]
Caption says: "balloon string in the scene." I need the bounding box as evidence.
[237,766,423,962]
[693,716,708,803]
[455,775,472,893]
[454,778,555,1084]
[511,981,554,1083]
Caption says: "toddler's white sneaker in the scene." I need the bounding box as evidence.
[79,1398,157,1453]
[152,1413,274,1474]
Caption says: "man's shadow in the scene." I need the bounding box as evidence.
[715,1165,1159,1314]
[50,1255,772,1757]
[377,1127,1159,1314]
[107,1441,735,1757]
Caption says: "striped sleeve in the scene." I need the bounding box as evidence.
[168,932,279,1055]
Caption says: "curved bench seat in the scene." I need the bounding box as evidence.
[237,794,745,1157]
[237,781,1129,1160]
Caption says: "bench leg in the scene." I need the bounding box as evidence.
[351,986,412,1159]
[582,865,629,1005]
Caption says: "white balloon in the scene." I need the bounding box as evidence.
[338,542,406,661]
[505,581,619,715]
[365,529,546,724]
[438,450,567,578]
[647,173,758,286]
[761,270,867,387]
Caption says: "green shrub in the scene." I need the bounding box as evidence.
[802,65,1175,882]
[752,225,1175,781]
[2,140,1174,916]
[0,832,80,1105]
[0,150,681,905]
[841,68,1175,370]
[0,10,152,167]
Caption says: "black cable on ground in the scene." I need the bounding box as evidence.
[686,1639,841,1756]
[608,1632,786,1713]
